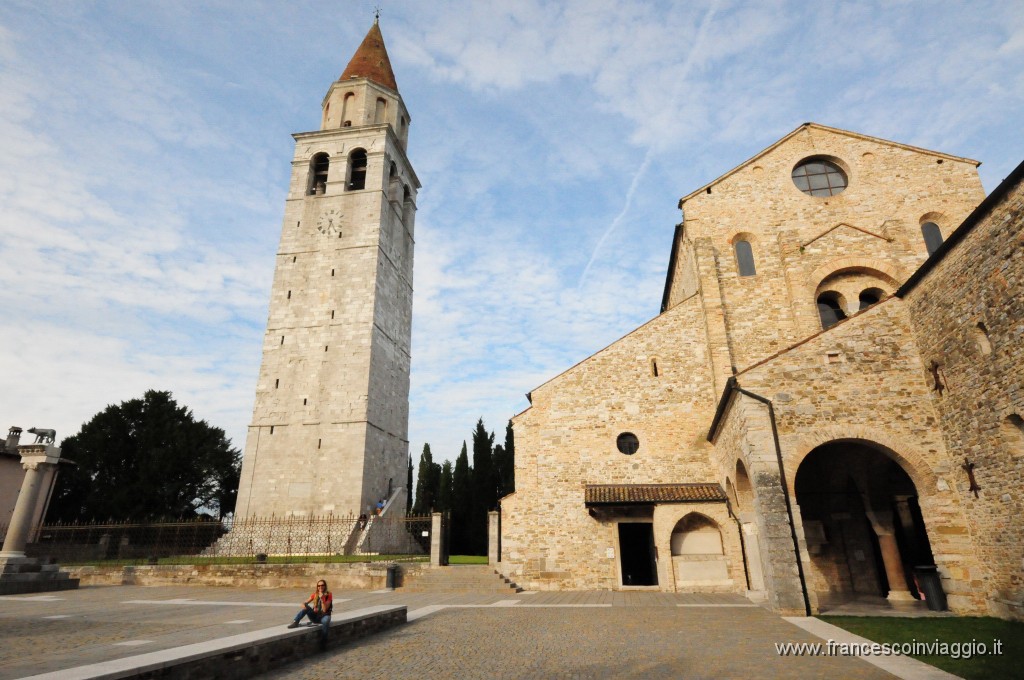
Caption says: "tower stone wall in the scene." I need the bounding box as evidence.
[235,22,418,520]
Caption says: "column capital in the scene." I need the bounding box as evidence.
[17,444,62,469]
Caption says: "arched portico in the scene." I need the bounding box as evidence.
[794,440,939,609]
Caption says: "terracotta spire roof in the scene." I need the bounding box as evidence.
[340,19,398,92]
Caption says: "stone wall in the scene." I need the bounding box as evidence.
[901,164,1024,619]
[68,561,432,589]
[734,300,984,613]
[501,294,725,590]
[235,91,417,521]
[670,124,984,373]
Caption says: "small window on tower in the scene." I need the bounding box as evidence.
[308,153,329,195]
[348,149,367,191]
[374,98,387,124]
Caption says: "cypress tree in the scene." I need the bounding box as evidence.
[451,441,473,554]
[436,460,453,512]
[412,444,436,514]
[501,419,515,495]
[471,418,496,554]
[406,454,413,514]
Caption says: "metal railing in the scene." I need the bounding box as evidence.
[17,514,432,566]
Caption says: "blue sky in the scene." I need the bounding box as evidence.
[1,0,1022,467]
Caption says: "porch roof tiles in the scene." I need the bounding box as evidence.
[584,483,727,506]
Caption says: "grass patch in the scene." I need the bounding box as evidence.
[448,555,488,565]
[819,616,1022,680]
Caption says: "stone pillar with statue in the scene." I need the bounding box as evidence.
[0,428,79,594]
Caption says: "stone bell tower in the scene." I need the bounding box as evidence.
[235,18,419,519]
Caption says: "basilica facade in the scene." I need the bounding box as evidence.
[499,124,1024,619]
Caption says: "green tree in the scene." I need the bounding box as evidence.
[48,390,240,521]
[451,441,473,554]
[470,418,496,554]
[406,454,413,514]
[495,419,515,497]
[412,444,438,514]
[436,460,453,512]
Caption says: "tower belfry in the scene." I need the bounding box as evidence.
[235,19,419,519]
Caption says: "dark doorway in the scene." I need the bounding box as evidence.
[618,523,658,586]
[795,440,936,606]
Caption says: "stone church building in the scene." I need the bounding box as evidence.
[499,123,1024,620]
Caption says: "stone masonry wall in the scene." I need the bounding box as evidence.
[671,125,984,374]
[502,294,725,590]
[236,111,416,521]
[736,299,985,614]
[902,170,1024,619]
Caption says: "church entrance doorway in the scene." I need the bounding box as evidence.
[794,440,936,608]
[618,523,658,586]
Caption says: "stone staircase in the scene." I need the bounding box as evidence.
[402,565,522,593]
[0,557,79,595]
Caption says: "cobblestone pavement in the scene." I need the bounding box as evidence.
[0,586,894,679]
[261,604,894,680]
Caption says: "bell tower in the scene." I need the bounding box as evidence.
[235,18,419,519]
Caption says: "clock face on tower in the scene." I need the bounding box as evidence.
[317,209,343,237]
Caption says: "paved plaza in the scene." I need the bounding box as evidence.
[0,584,956,679]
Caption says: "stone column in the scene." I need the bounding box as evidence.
[1,445,61,559]
[865,507,915,602]
[430,512,443,566]
[488,511,500,565]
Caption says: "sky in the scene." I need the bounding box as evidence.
[0,0,1022,473]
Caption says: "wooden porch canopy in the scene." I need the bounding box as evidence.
[584,483,727,506]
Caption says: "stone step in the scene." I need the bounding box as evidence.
[401,566,522,593]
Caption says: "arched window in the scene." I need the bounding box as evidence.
[817,293,847,329]
[734,239,756,276]
[858,288,883,311]
[922,222,943,255]
[975,323,992,355]
[374,98,387,124]
[402,185,413,221]
[347,149,367,191]
[308,153,329,195]
[670,514,723,556]
[1003,414,1024,458]
[341,92,354,127]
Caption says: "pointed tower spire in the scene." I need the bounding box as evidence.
[340,19,398,92]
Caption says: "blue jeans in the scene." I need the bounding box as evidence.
[293,605,331,639]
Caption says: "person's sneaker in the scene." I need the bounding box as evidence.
[287,622,300,629]
[307,622,317,627]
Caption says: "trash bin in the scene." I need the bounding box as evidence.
[913,565,948,612]
[386,564,398,589]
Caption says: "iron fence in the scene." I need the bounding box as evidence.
[18,514,432,566]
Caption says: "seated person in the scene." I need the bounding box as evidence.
[287,579,333,646]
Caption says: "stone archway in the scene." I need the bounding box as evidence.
[734,460,766,592]
[794,440,937,609]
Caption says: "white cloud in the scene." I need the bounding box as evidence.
[1,0,1022,476]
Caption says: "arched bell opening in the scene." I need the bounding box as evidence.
[794,440,938,610]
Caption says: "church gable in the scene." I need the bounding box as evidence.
[679,122,979,204]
